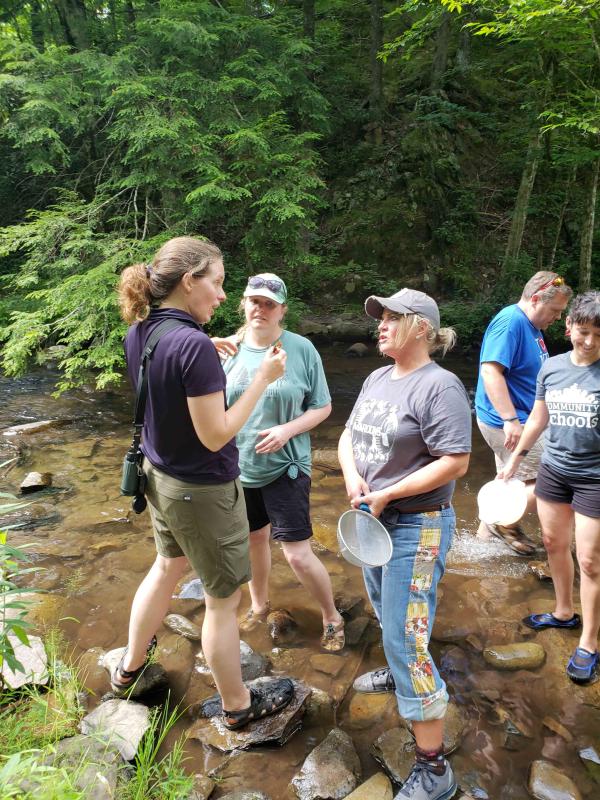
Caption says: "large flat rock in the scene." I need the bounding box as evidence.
[291,727,361,800]
[80,699,151,761]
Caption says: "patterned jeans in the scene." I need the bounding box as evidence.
[363,506,455,722]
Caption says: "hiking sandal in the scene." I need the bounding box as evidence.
[222,678,294,730]
[320,618,345,652]
[111,635,158,691]
[485,522,536,556]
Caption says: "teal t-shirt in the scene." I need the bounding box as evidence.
[223,330,331,487]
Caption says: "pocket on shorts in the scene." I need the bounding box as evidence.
[217,526,250,587]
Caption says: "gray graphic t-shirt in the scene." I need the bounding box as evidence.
[346,362,472,510]
[536,352,600,480]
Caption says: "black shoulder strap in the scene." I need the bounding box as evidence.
[131,318,198,449]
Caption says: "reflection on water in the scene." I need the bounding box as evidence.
[1,348,598,799]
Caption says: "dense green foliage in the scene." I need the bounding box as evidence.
[0,0,598,387]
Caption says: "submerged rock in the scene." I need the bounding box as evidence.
[291,727,361,800]
[188,678,311,752]
[163,613,202,641]
[528,760,582,800]
[345,343,369,358]
[218,793,271,800]
[80,699,151,762]
[310,654,344,677]
[371,727,415,784]
[579,747,600,782]
[528,561,553,581]
[344,772,392,800]
[347,692,396,730]
[345,617,371,646]
[3,419,67,436]
[542,717,573,743]
[20,471,52,493]
[483,642,545,670]
[267,608,297,642]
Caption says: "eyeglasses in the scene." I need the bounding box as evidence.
[247,276,285,294]
[536,275,565,293]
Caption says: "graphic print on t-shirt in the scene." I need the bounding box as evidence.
[546,383,599,429]
[351,398,399,464]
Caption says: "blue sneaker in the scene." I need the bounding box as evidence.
[394,762,457,800]
[522,612,581,630]
[566,647,599,684]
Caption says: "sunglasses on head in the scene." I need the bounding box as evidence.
[537,275,565,293]
[247,276,285,294]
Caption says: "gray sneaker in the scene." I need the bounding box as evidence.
[353,666,396,693]
[394,762,457,800]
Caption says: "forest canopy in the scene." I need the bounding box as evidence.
[0,0,598,390]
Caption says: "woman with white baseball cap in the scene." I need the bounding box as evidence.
[223,273,345,651]
[338,288,472,800]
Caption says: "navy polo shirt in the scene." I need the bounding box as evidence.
[124,307,239,484]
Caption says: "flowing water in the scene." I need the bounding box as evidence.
[1,347,598,799]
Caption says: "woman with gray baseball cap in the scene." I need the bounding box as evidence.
[338,288,472,800]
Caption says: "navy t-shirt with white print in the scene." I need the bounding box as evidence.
[124,307,239,484]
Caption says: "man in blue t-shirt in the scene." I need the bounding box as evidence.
[475,272,572,554]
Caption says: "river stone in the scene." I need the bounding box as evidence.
[47,734,125,800]
[1,633,48,689]
[163,613,203,640]
[483,642,545,670]
[267,608,297,641]
[195,641,269,683]
[443,702,466,754]
[20,471,52,493]
[542,717,573,743]
[171,578,206,616]
[334,594,364,617]
[305,687,335,725]
[528,760,582,800]
[177,578,205,600]
[347,692,396,730]
[345,617,370,646]
[188,773,216,800]
[345,343,369,358]
[218,793,271,800]
[80,698,151,761]
[371,727,415,784]
[3,419,66,436]
[528,561,553,581]
[291,727,361,800]
[310,654,344,677]
[188,678,311,752]
[344,772,393,800]
[102,647,169,698]
[579,747,600,782]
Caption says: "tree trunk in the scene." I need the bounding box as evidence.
[548,166,576,268]
[303,0,314,40]
[456,14,471,74]
[125,0,136,30]
[579,154,600,291]
[30,0,45,51]
[369,0,383,123]
[430,10,451,93]
[53,0,90,49]
[502,128,542,274]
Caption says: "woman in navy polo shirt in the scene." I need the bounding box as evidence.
[115,236,294,730]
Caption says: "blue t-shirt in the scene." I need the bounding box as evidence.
[475,304,549,428]
[124,307,239,484]
[536,352,600,480]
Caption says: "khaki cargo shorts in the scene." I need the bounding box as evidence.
[144,461,250,599]
[477,418,543,482]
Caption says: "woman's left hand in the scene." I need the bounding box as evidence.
[255,425,291,454]
[211,336,239,357]
[351,490,388,519]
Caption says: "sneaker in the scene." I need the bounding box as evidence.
[566,647,600,684]
[353,666,395,693]
[394,762,457,800]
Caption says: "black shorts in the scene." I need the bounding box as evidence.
[535,461,600,519]
[243,470,313,542]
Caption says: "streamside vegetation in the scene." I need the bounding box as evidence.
[0,0,598,389]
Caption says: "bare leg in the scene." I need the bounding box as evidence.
[413,718,444,751]
[574,512,600,653]
[203,588,250,714]
[247,525,271,614]
[538,499,576,619]
[281,539,341,625]
[120,554,189,675]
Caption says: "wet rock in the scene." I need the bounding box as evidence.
[101,647,169,698]
[504,718,533,751]
[347,692,396,730]
[312,523,338,552]
[441,645,470,675]
[345,343,369,358]
[312,449,341,471]
[443,702,466,755]
[80,699,151,761]
[218,793,271,800]
[542,717,573,743]
[267,608,297,642]
[483,642,545,670]
[171,578,206,615]
[163,613,203,641]
[310,654,344,677]
[188,773,216,800]
[195,641,269,683]
[344,772,392,800]
[334,594,364,618]
[579,747,600,782]
[345,617,370,646]
[20,471,52,493]
[371,727,415,783]
[305,687,335,725]
[46,734,125,800]
[156,633,194,695]
[291,727,361,800]
[528,760,582,800]
[528,561,553,581]
[270,646,311,673]
[89,539,127,556]
[3,419,67,436]
[1,634,48,689]
[188,678,311,752]
[431,619,475,644]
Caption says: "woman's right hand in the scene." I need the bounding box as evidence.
[258,346,287,384]
[344,472,370,502]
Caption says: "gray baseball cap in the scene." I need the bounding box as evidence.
[365,288,440,331]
